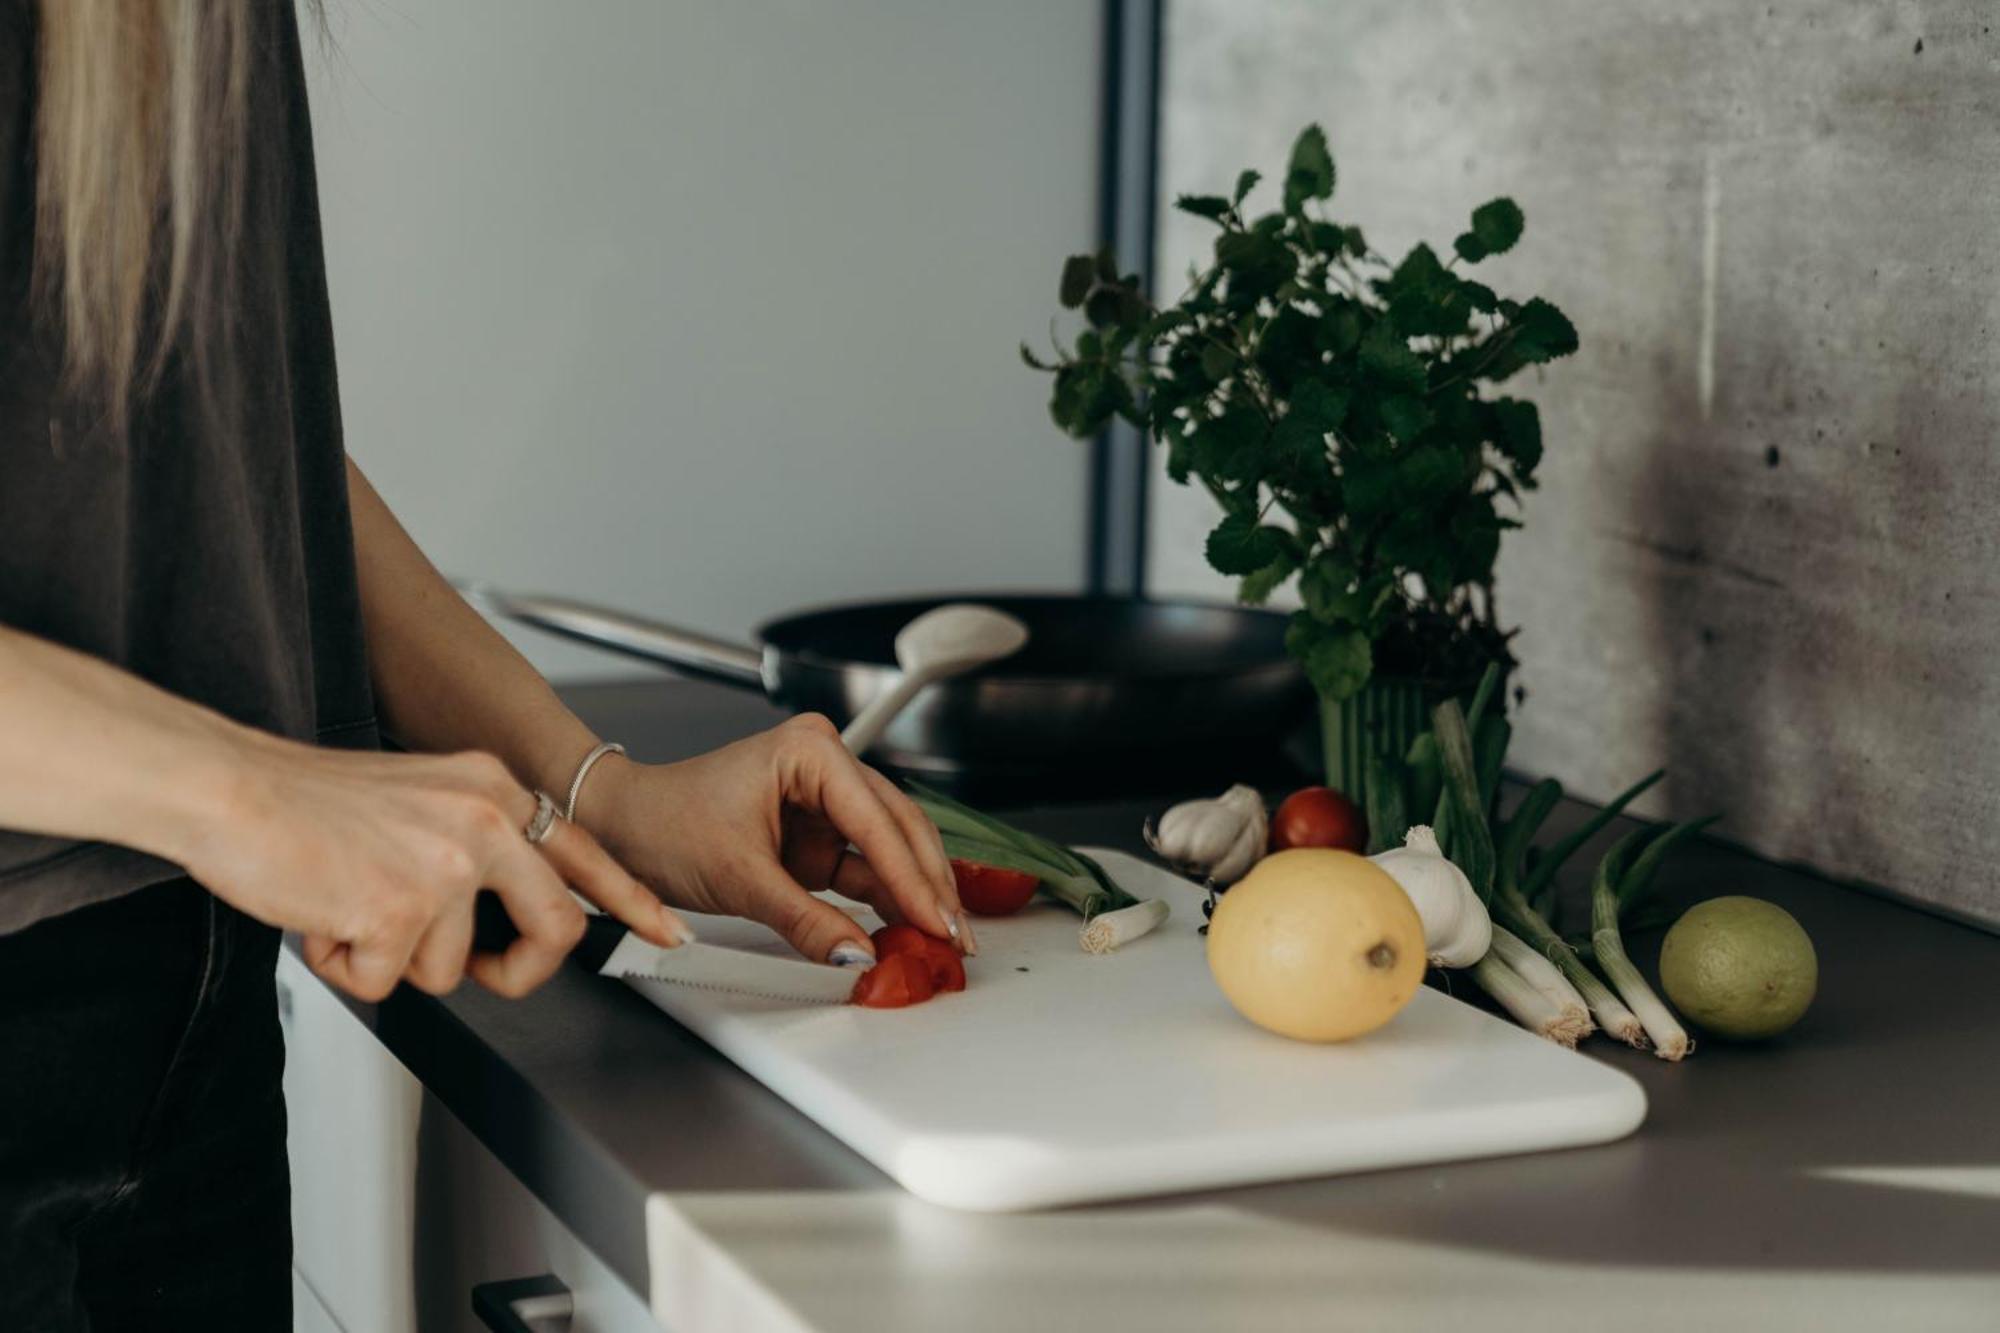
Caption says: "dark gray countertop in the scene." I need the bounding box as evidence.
[346,680,2000,1329]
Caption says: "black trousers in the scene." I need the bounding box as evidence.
[0,878,291,1331]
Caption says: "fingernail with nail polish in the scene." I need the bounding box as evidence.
[829,942,876,969]
[660,905,695,947]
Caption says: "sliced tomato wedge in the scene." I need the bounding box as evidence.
[870,924,966,993]
[871,924,932,958]
[951,858,1039,917]
[850,953,936,1008]
[914,936,967,992]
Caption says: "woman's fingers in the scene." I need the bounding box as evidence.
[404,900,476,996]
[789,727,960,945]
[857,765,974,954]
[464,838,587,998]
[740,857,877,965]
[535,814,691,949]
[305,931,415,1004]
[829,852,906,925]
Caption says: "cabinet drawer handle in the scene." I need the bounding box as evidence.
[471,1275,573,1332]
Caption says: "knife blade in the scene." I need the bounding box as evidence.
[471,896,859,1005]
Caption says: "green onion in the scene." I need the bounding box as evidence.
[1469,949,1583,1048]
[1489,777,1645,1046]
[907,782,1139,922]
[1590,822,1709,1061]
[1429,700,1495,903]
[1519,768,1664,918]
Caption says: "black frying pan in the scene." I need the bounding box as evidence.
[475,589,1311,783]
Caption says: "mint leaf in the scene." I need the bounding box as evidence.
[1206,513,1294,575]
[1299,557,1359,623]
[1290,377,1350,431]
[1471,198,1524,255]
[1232,169,1261,206]
[1386,243,1470,338]
[1511,297,1578,361]
[1188,405,1268,482]
[1200,341,1235,384]
[1318,303,1363,355]
[1283,124,1336,212]
[1059,255,1095,309]
[1216,230,1295,301]
[1379,395,1434,443]
[1490,398,1543,475]
[1175,194,1232,222]
[1398,443,1467,500]
[1358,323,1428,394]
[1238,550,1296,605]
[1287,620,1373,699]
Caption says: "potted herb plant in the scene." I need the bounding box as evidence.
[1025,125,1577,803]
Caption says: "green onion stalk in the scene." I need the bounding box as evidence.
[907,782,1168,952]
[1589,818,1717,1062]
[1469,948,1586,1048]
[1490,777,1653,1048]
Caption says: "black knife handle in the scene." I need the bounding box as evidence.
[471,893,627,974]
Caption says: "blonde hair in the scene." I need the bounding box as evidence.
[31,0,254,433]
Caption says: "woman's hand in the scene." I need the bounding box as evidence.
[576,714,969,965]
[178,736,689,1002]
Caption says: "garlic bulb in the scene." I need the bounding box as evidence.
[1369,826,1491,968]
[1144,784,1268,885]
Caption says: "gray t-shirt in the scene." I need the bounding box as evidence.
[0,3,377,933]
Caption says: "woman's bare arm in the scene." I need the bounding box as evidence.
[0,619,677,996]
[344,459,973,961]
[0,624,248,867]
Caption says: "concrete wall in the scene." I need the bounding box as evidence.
[300,1,1099,682]
[1149,0,2000,927]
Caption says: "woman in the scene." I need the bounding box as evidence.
[0,3,966,1327]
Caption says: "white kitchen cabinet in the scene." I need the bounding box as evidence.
[278,952,658,1333]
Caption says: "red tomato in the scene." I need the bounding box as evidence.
[871,924,966,992]
[915,936,967,992]
[951,858,1039,917]
[871,924,931,958]
[1270,786,1369,853]
[851,953,936,1008]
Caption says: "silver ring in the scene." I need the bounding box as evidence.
[523,791,560,845]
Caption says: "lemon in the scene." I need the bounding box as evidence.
[1206,848,1425,1042]
[1659,896,1817,1039]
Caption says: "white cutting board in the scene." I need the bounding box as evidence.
[626,849,1646,1212]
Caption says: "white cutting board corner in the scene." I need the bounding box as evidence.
[628,848,1646,1212]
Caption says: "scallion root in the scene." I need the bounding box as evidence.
[1487,924,1595,1041]
[1471,950,1581,1048]
[1079,898,1169,954]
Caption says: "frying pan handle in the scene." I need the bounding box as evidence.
[462,584,766,691]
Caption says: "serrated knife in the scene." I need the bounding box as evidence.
[471,897,859,1005]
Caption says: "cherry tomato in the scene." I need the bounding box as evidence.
[951,858,1039,917]
[851,953,936,1008]
[1270,786,1369,854]
[870,923,966,991]
[915,936,967,992]
[872,924,934,958]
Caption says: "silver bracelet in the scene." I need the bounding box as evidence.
[563,741,627,821]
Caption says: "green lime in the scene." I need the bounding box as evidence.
[1659,896,1817,1040]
